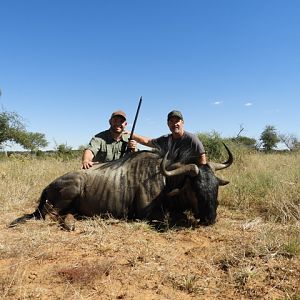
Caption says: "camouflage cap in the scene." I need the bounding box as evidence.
[110,110,127,120]
[167,110,183,121]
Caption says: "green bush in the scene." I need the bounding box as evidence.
[196,131,224,161]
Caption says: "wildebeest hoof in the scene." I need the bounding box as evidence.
[61,214,76,231]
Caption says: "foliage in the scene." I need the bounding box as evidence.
[0,109,48,151]
[259,125,280,152]
[230,135,257,149]
[196,131,224,160]
[17,131,48,152]
[56,143,73,154]
[53,142,82,160]
[0,111,25,148]
[197,131,255,165]
[279,133,299,151]
[77,144,87,151]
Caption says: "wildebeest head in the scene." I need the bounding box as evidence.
[160,143,233,225]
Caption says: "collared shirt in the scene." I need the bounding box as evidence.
[151,131,205,165]
[86,129,130,163]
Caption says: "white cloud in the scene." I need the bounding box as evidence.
[213,101,223,105]
[245,102,253,106]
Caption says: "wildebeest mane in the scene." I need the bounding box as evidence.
[93,149,164,171]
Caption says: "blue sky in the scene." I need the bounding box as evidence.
[1,0,299,150]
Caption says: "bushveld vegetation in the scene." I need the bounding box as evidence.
[0,147,299,299]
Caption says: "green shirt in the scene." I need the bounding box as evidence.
[86,129,130,163]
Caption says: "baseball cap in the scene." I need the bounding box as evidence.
[167,110,183,121]
[110,110,127,120]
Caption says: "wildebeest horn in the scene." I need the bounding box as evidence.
[208,143,233,171]
[160,152,199,177]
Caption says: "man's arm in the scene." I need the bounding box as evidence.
[81,149,95,169]
[200,153,207,165]
[130,133,155,148]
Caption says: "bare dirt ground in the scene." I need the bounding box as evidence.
[1,207,299,300]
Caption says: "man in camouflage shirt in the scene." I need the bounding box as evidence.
[81,110,137,169]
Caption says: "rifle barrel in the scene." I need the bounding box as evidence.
[129,96,142,140]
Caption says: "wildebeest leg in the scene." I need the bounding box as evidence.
[132,187,166,225]
[44,192,80,230]
[43,209,76,231]
[58,213,76,231]
[9,173,83,229]
[43,173,83,229]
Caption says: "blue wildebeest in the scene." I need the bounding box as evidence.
[9,144,233,230]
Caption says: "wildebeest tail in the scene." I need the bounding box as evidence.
[8,188,48,227]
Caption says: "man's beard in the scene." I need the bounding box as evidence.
[172,127,180,133]
[111,126,123,134]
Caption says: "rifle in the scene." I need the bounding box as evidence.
[122,96,142,154]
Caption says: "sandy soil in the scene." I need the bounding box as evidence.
[1,207,299,300]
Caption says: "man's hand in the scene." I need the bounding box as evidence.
[81,160,94,169]
[128,139,138,152]
[81,149,95,169]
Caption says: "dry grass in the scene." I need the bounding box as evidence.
[220,151,300,223]
[0,152,299,299]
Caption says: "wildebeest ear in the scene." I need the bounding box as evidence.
[217,177,230,186]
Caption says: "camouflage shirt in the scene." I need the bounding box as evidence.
[151,131,205,165]
[86,129,130,163]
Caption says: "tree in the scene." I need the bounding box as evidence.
[77,144,87,151]
[21,132,48,152]
[0,111,25,149]
[279,133,299,151]
[259,125,280,152]
[231,136,257,149]
[0,109,48,151]
[55,143,72,154]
